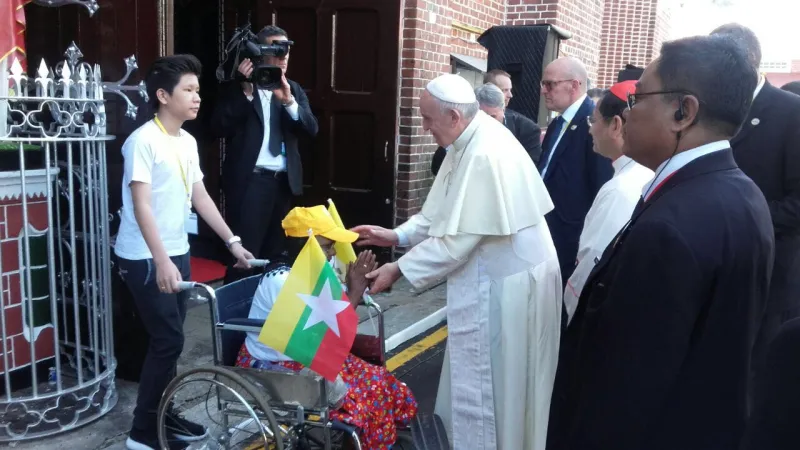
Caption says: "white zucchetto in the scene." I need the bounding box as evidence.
[426,74,477,104]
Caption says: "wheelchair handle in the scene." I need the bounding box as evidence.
[176,281,197,291]
[247,259,270,267]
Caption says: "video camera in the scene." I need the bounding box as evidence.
[217,24,293,90]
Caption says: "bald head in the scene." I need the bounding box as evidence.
[541,56,589,112]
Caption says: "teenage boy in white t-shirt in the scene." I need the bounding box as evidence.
[115,54,254,450]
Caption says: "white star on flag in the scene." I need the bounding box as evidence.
[296,278,351,337]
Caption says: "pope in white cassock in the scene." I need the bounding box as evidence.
[352,74,562,450]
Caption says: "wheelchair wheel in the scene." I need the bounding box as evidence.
[157,366,286,450]
[393,430,415,450]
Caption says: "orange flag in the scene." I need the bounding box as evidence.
[1,1,31,69]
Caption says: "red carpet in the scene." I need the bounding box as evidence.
[190,256,226,283]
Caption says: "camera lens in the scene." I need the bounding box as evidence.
[252,65,283,90]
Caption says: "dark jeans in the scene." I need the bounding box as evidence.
[117,252,191,432]
[224,170,292,284]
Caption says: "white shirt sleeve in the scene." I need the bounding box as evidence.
[189,139,204,185]
[397,233,483,289]
[564,189,634,322]
[285,101,300,120]
[394,213,433,248]
[124,138,155,185]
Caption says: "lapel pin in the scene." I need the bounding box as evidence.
[570,124,577,131]
[751,118,760,126]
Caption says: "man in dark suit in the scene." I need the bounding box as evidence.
[710,24,800,410]
[430,76,542,175]
[547,35,775,450]
[211,25,318,283]
[742,316,800,450]
[537,57,613,285]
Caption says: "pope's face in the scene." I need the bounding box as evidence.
[420,90,461,148]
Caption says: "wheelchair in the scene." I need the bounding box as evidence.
[155,271,426,450]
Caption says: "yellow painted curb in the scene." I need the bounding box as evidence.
[386,326,448,372]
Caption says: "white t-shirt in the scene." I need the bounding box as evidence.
[114,120,204,260]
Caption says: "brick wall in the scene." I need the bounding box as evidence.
[595,0,671,88]
[396,0,668,221]
[396,0,504,223]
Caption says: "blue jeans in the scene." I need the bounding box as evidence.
[117,252,190,432]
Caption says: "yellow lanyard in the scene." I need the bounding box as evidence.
[153,115,190,205]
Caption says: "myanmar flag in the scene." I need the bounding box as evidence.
[258,236,358,381]
[327,199,357,282]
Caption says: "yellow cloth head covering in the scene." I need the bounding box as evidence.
[282,205,358,243]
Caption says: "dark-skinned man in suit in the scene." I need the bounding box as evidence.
[211,25,318,284]
[547,35,774,450]
[710,23,800,410]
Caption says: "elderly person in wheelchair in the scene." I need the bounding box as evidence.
[235,206,418,449]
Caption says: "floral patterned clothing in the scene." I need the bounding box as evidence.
[236,344,418,449]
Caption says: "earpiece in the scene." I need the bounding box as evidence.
[674,97,685,121]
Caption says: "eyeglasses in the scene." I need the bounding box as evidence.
[586,115,596,127]
[626,90,694,110]
[541,79,575,90]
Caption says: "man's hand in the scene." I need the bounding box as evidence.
[230,243,255,269]
[238,58,254,97]
[346,250,379,307]
[351,225,399,247]
[155,257,183,294]
[366,262,402,294]
[272,75,293,105]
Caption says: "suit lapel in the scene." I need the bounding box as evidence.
[582,149,738,289]
[731,82,771,147]
[537,119,560,171]
[252,89,265,126]
[543,97,592,181]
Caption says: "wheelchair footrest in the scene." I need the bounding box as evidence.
[410,413,450,449]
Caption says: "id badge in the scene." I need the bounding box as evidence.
[184,203,198,235]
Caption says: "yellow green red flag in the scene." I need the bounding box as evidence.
[258,236,358,381]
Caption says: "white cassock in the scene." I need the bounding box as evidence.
[394,111,561,450]
[563,155,654,323]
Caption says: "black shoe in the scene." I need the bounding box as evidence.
[164,411,209,442]
[126,427,189,450]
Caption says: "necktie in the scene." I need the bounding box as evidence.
[540,116,565,176]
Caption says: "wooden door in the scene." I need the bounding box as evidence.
[221,0,401,251]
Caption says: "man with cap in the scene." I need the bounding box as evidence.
[236,205,418,450]
[563,81,653,324]
[354,74,561,450]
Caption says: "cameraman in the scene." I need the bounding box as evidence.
[212,25,318,283]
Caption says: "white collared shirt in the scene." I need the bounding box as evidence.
[754,74,766,100]
[541,94,588,177]
[247,89,301,171]
[641,140,730,201]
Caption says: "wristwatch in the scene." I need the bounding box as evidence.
[225,236,242,249]
[282,95,295,107]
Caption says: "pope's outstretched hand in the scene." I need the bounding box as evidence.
[366,262,402,294]
[351,225,399,247]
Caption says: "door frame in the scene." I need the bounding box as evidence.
[157,0,174,56]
